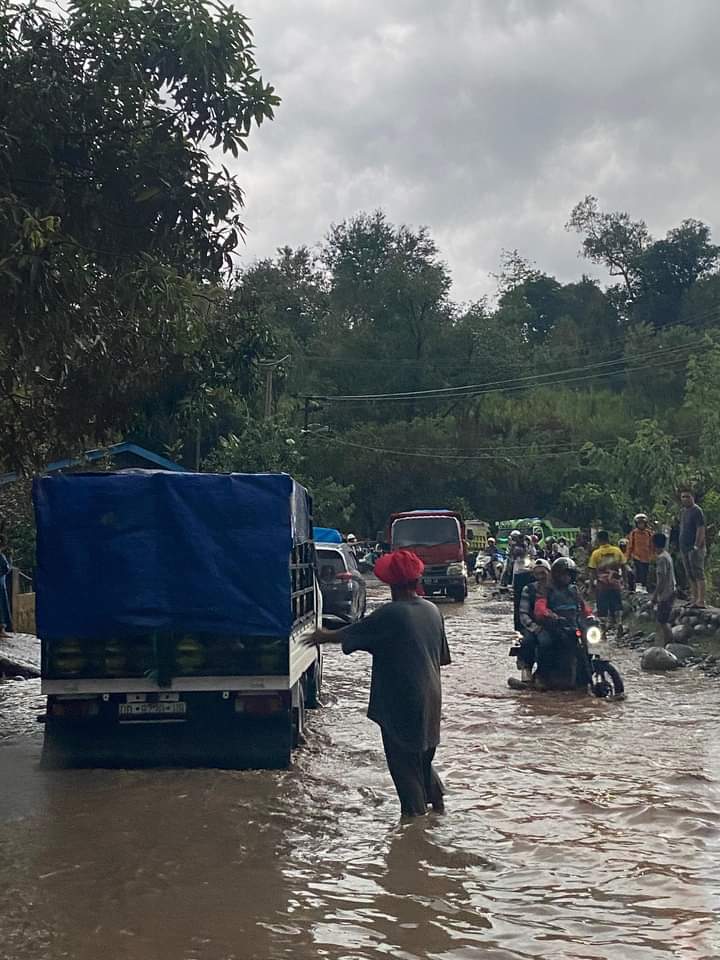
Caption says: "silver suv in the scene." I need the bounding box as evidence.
[316,544,367,621]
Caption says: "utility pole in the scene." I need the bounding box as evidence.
[258,356,290,419]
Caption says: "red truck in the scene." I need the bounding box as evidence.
[386,510,468,602]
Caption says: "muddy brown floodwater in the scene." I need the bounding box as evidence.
[1,585,719,960]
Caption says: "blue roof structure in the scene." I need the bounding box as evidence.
[0,442,186,486]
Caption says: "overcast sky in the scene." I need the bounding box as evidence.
[231,0,720,302]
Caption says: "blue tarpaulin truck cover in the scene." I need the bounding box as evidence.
[33,471,312,640]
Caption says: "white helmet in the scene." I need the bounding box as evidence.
[346,533,357,543]
[510,529,522,540]
[634,513,648,524]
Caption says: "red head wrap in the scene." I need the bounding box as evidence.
[374,549,425,586]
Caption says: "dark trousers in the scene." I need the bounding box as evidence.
[381,729,445,817]
[517,629,539,669]
[633,560,649,587]
[0,579,11,632]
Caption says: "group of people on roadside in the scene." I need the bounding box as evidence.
[617,491,707,608]
[503,489,708,668]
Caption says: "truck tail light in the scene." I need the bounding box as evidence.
[48,697,100,720]
[335,572,353,582]
[234,693,287,716]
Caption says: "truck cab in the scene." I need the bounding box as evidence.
[387,510,467,602]
[35,471,323,769]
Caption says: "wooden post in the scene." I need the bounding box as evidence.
[10,567,19,624]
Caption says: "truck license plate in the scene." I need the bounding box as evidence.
[119,702,187,719]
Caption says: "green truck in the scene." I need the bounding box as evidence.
[496,517,580,549]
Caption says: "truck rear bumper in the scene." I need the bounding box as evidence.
[421,576,466,594]
[41,692,295,769]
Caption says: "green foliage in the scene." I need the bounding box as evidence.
[0,0,278,470]
[685,337,720,475]
[204,413,301,475]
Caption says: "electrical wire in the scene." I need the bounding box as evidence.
[304,347,695,407]
[313,430,699,464]
[303,341,701,402]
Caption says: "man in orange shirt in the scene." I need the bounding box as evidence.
[628,513,653,592]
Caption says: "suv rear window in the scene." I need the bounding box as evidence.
[317,550,347,580]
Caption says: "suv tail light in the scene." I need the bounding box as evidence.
[335,572,353,582]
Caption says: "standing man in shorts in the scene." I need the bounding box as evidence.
[651,532,676,646]
[588,531,627,635]
[679,490,706,608]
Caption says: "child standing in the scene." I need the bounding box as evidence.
[651,532,676,647]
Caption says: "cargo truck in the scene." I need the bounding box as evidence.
[34,471,323,769]
[386,509,468,602]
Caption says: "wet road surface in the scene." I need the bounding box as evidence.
[1,585,719,959]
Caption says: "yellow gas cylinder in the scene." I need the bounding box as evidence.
[104,640,127,675]
[52,639,86,676]
[174,636,206,672]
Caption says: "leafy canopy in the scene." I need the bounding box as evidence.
[0,0,278,469]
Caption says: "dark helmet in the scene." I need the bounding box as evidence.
[551,556,577,581]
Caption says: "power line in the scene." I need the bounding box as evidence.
[314,430,699,464]
[304,344,696,406]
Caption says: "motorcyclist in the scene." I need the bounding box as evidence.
[531,534,545,560]
[513,558,552,686]
[533,557,594,687]
[502,530,534,631]
[477,537,501,583]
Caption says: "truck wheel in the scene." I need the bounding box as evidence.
[305,655,323,709]
[449,587,465,603]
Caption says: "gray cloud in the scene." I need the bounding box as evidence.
[231,0,720,300]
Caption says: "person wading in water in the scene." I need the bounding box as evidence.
[304,549,451,818]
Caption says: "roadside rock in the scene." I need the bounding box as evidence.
[641,646,680,672]
[671,623,692,643]
[664,643,696,664]
[0,633,40,679]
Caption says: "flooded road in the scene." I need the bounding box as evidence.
[1,585,719,959]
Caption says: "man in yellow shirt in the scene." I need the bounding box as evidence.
[588,531,627,635]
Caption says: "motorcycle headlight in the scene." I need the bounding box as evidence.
[447,562,466,576]
[586,625,603,646]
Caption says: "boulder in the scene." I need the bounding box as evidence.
[664,643,696,664]
[671,623,692,643]
[693,623,707,635]
[641,646,680,672]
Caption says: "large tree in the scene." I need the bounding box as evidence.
[0,0,278,469]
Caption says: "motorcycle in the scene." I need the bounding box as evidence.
[475,551,505,584]
[509,618,624,698]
